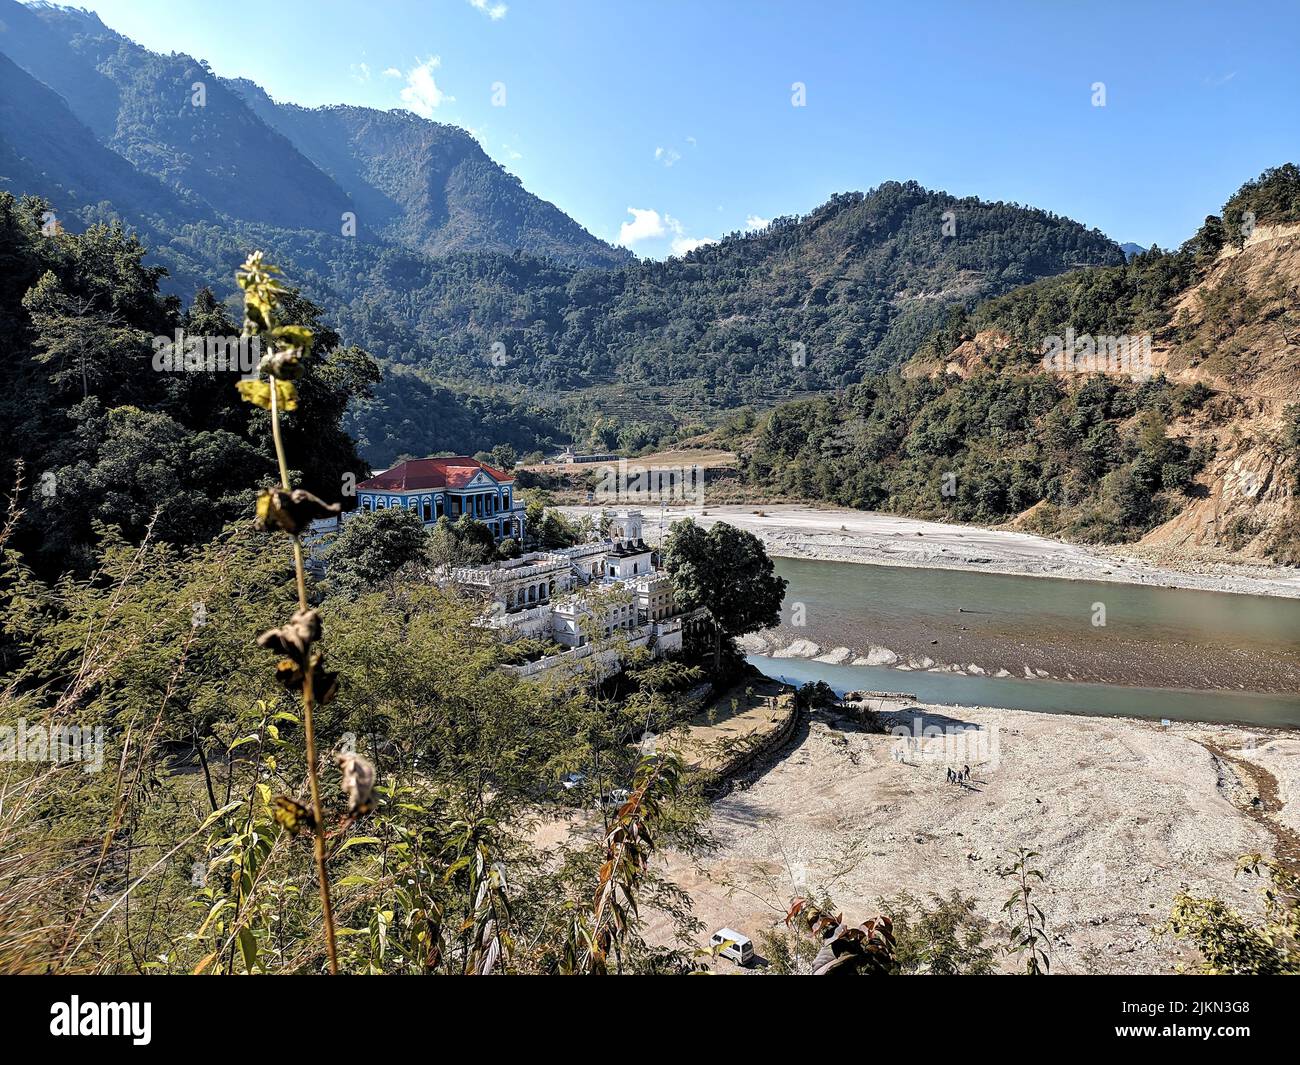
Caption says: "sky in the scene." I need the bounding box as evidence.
[70,0,1300,257]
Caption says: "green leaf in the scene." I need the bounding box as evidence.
[238,927,258,972]
[236,377,298,412]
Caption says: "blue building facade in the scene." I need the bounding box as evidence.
[355,456,526,542]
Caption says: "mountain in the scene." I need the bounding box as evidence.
[0,0,121,137]
[226,81,632,268]
[1,2,351,229]
[0,2,1131,467]
[0,49,192,225]
[1120,242,1149,259]
[743,164,1300,563]
[0,0,626,265]
[340,181,1124,398]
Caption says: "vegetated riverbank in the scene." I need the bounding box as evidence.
[649,696,1300,974]
[559,503,1300,599]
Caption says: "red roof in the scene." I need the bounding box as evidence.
[357,456,513,492]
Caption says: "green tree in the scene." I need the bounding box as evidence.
[324,507,429,591]
[487,443,517,470]
[662,519,787,672]
[425,515,495,567]
[878,890,995,974]
[1159,854,1299,974]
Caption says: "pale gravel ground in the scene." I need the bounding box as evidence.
[646,704,1299,974]
[1199,724,1300,837]
[561,503,1300,599]
[555,501,1300,970]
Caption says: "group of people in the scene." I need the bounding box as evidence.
[946,765,971,785]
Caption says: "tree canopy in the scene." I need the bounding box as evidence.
[662,519,788,670]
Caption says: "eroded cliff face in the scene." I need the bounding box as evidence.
[1137,223,1300,558]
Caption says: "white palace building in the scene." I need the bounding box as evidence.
[448,510,702,680]
[311,455,702,681]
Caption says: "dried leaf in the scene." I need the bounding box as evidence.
[256,608,321,664]
[273,650,339,705]
[259,349,304,381]
[273,796,314,836]
[255,487,341,535]
[336,751,376,816]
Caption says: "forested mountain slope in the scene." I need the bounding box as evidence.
[0,50,192,226]
[0,193,376,575]
[745,165,1300,562]
[321,181,1124,398]
[0,1,626,263]
[227,82,633,268]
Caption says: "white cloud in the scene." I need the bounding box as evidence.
[670,234,715,256]
[351,62,371,83]
[654,146,681,168]
[468,0,508,19]
[619,208,716,256]
[744,214,771,231]
[618,207,668,246]
[665,214,715,256]
[502,142,523,160]
[400,56,454,117]
[382,67,402,79]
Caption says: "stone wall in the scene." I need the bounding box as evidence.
[700,689,801,796]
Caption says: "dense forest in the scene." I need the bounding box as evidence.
[314,181,1124,397]
[747,369,1212,542]
[0,193,377,575]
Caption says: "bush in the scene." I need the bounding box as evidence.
[1159,855,1300,974]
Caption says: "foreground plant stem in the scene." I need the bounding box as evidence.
[269,382,338,975]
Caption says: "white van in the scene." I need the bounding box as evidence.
[710,928,754,966]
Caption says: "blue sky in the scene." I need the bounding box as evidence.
[72,0,1300,256]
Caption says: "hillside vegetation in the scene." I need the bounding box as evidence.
[0,193,376,575]
[745,166,1300,561]
[0,2,625,266]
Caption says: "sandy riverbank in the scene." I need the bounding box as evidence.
[646,696,1300,974]
[560,503,1300,599]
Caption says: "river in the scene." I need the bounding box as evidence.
[748,557,1300,727]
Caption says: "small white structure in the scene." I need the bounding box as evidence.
[600,511,654,579]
